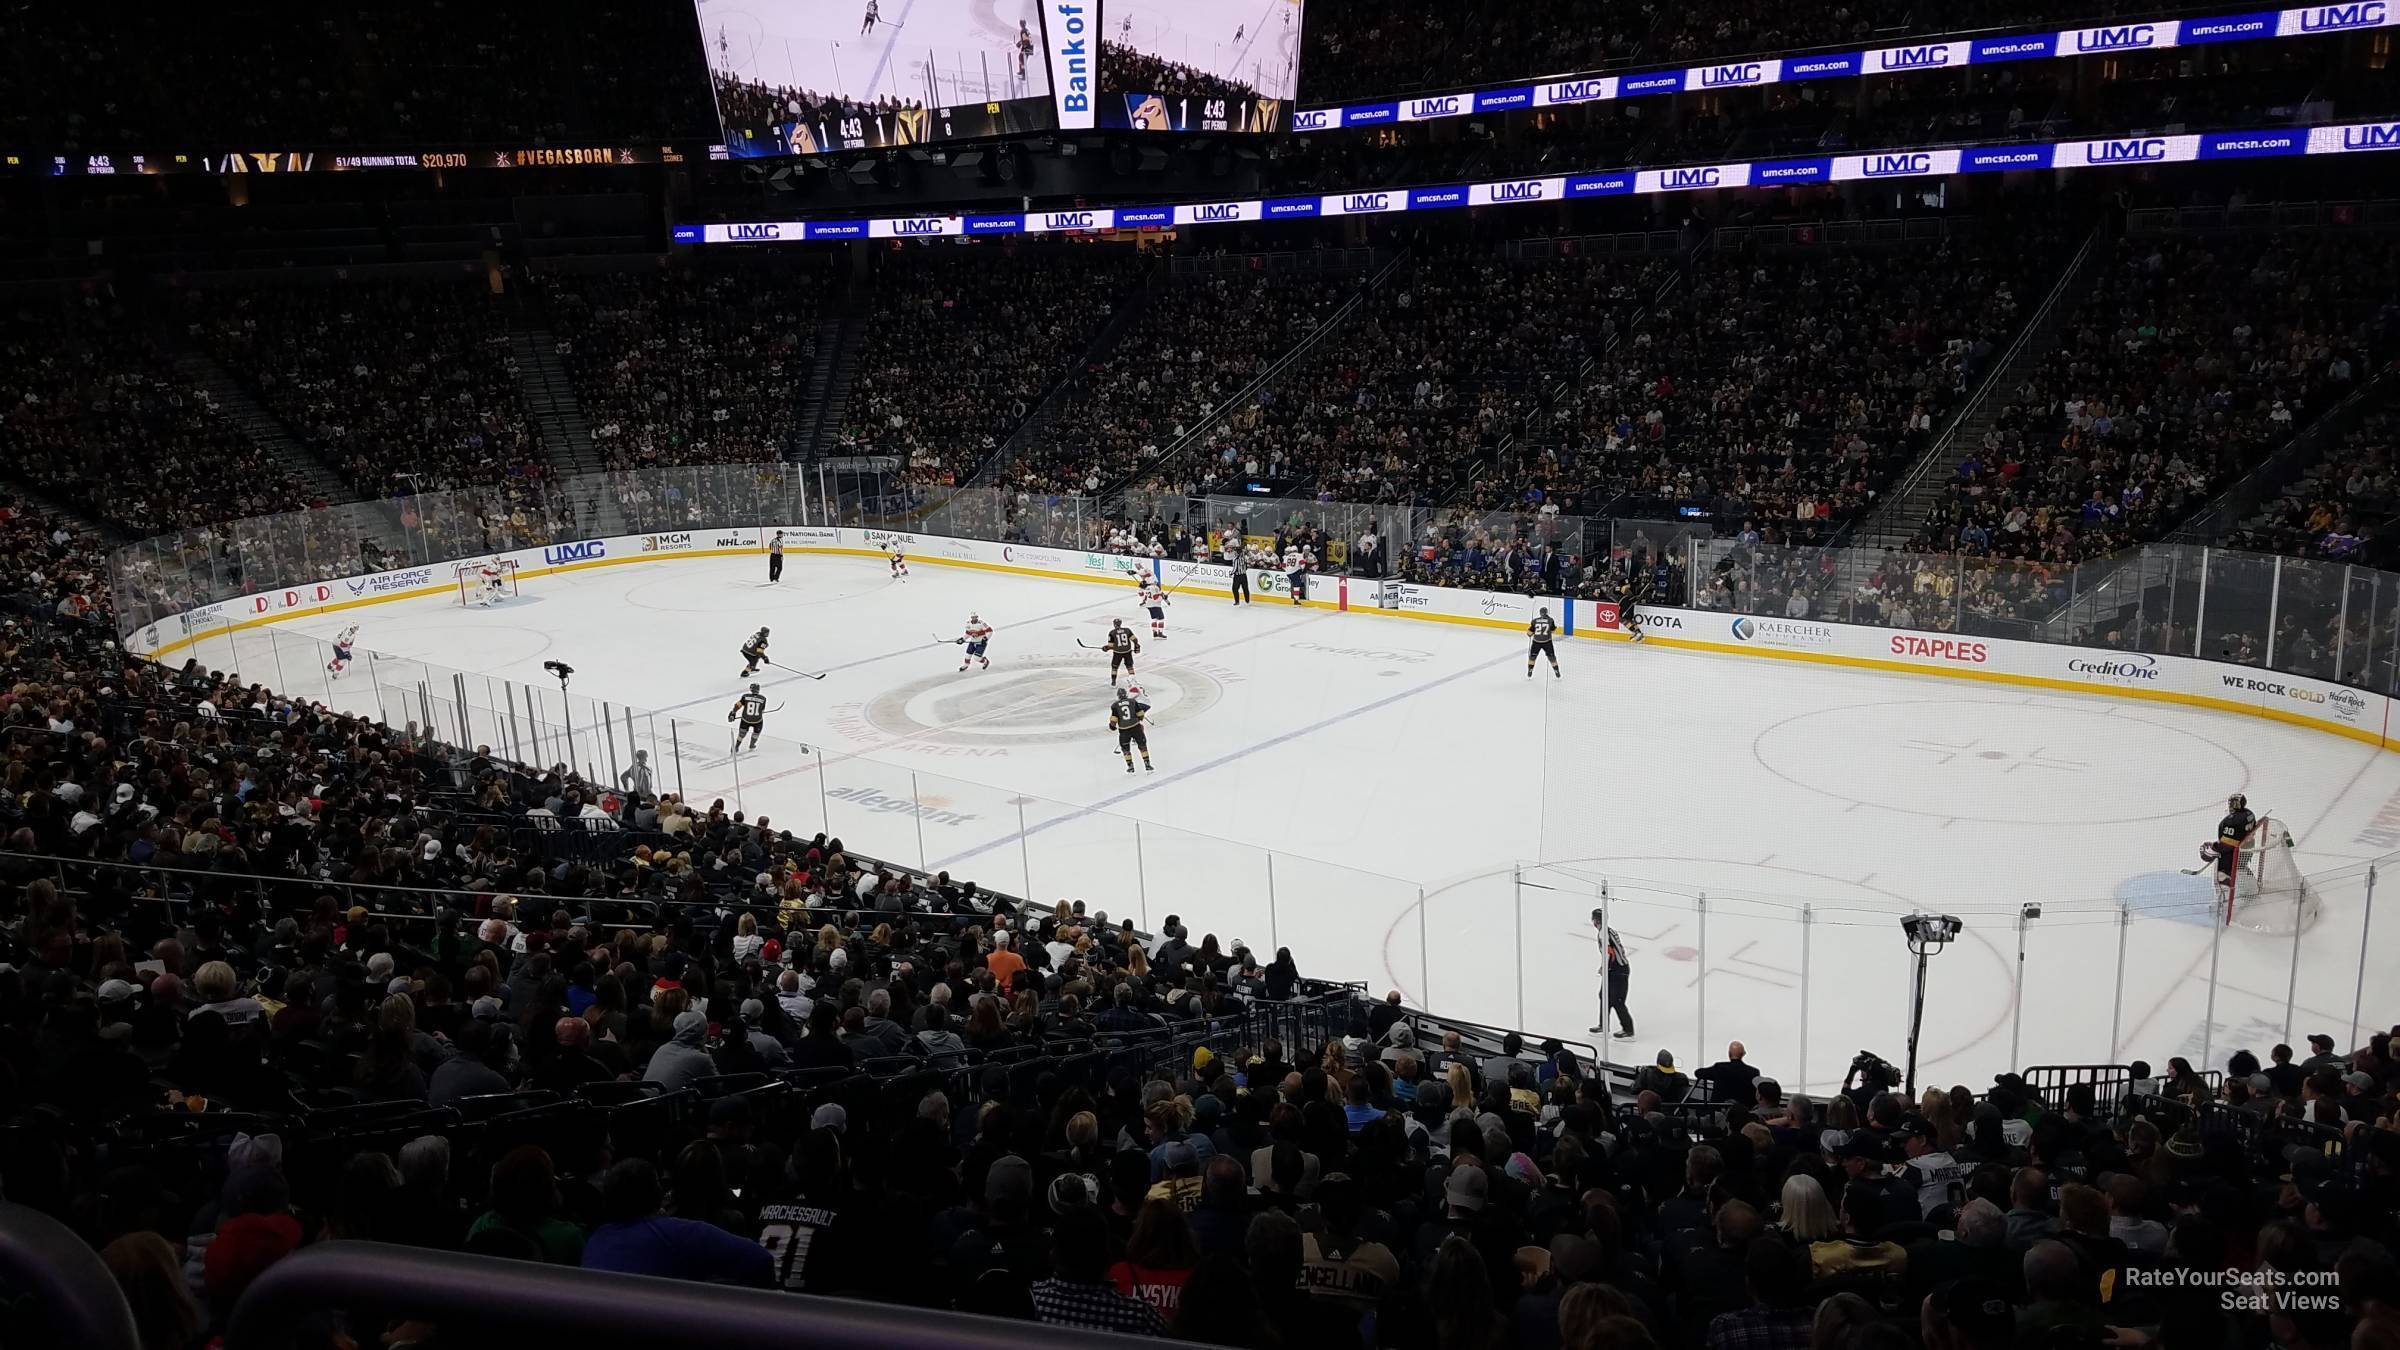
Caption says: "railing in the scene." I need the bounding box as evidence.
[1687,535,2400,695]
[0,1204,141,1350]
[1857,215,2105,547]
[231,1241,1162,1350]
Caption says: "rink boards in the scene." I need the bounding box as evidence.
[125,523,2394,750]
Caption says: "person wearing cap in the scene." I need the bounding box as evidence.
[1635,1048,1690,1104]
[985,928,1027,992]
[1410,1158,1493,1272]
[1147,1138,1205,1211]
[2301,1033,2345,1072]
[947,1154,1051,1302]
[736,999,788,1066]
[1920,1275,2014,1350]
[1897,1117,1968,1221]
[1808,1182,1907,1285]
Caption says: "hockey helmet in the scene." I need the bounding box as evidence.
[2228,792,2247,809]
[749,683,761,693]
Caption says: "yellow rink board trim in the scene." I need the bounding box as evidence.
[146,543,2393,751]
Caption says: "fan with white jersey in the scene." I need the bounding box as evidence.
[2216,815,2322,934]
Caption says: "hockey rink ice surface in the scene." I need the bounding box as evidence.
[696,0,1049,107]
[228,553,2400,1092]
[1109,0,1304,99]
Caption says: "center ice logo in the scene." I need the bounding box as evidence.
[856,654,1225,751]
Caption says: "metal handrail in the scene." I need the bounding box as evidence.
[0,1203,142,1350]
[1097,247,1408,497]
[1853,213,2106,547]
[229,1240,1161,1350]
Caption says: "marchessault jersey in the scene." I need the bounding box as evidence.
[1529,616,1557,642]
[1109,697,1151,731]
[736,692,769,723]
[1105,628,1140,655]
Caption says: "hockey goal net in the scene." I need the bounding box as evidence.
[2221,816,2322,934]
[454,559,520,605]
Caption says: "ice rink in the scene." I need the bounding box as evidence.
[1108,0,1302,99]
[217,551,2400,1092]
[696,0,1048,107]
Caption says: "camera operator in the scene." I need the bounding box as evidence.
[1842,1050,1899,1116]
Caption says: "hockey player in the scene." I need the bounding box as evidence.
[886,542,909,580]
[767,530,786,583]
[1137,574,1171,640]
[740,627,772,677]
[860,0,879,34]
[729,684,770,753]
[2209,792,2260,890]
[1108,685,1154,774]
[1281,543,1308,605]
[326,625,360,678]
[476,557,509,605]
[957,613,993,672]
[1015,19,1035,79]
[1620,576,1648,643]
[1528,608,1561,678]
[1102,619,1141,685]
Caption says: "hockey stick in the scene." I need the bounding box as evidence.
[768,660,827,681]
[1075,638,1103,650]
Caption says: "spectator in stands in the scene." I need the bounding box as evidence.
[2005,1168,2058,1250]
[1033,1209,1165,1334]
[1706,1234,1814,1350]
[581,1158,772,1285]
[644,1009,718,1093]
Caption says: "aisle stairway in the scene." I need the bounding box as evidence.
[167,348,352,506]
[506,327,602,477]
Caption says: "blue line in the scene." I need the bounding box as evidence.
[930,647,1522,870]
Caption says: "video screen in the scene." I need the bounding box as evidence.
[1099,0,1304,133]
[697,0,1058,156]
